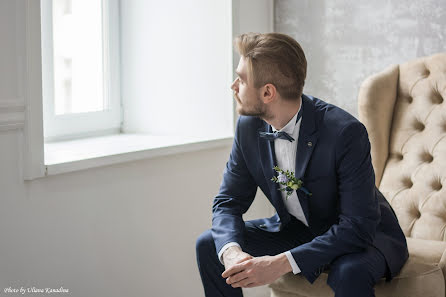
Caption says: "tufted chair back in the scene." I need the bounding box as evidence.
[358,53,446,241]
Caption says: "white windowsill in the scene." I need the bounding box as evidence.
[44,133,233,176]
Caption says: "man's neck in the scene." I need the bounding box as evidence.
[263,99,301,130]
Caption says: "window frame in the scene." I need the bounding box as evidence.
[40,0,121,142]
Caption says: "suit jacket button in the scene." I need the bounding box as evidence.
[307,141,313,147]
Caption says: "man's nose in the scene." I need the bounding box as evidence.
[231,78,238,91]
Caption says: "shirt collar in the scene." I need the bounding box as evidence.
[271,103,302,134]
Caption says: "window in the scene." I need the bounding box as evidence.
[41,0,121,141]
[23,0,273,179]
[34,0,241,177]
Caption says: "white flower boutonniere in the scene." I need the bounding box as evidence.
[271,166,312,199]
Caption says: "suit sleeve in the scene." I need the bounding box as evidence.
[290,122,380,283]
[211,117,258,255]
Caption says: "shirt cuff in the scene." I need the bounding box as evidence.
[218,242,241,265]
[284,251,301,274]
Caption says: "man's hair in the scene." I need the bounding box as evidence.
[235,32,307,100]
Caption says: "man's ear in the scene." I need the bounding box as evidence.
[260,83,277,104]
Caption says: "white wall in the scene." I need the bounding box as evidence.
[0,1,273,297]
[275,0,446,117]
[1,131,230,296]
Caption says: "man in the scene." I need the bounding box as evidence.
[196,33,408,297]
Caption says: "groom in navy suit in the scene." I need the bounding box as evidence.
[196,33,408,297]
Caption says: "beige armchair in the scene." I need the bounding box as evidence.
[270,53,446,297]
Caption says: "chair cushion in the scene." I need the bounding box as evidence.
[270,256,444,297]
[407,237,446,286]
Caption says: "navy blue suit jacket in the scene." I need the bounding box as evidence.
[212,94,408,284]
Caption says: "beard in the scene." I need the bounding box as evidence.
[234,92,267,118]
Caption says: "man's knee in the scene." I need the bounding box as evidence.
[196,229,215,256]
[328,259,374,292]
[340,261,372,281]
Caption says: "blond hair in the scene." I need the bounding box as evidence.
[235,33,307,100]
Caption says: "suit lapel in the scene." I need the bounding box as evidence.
[295,95,319,179]
[258,123,290,224]
[295,95,320,224]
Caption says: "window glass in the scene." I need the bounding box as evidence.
[52,0,106,115]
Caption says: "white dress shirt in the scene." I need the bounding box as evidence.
[272,105,308,228]
[218,105,305,274]
[272,105,306,274]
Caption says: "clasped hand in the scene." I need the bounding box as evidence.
[221,247,291,288]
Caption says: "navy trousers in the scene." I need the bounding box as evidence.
[196,217,388,297]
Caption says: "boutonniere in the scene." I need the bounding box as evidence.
[271,166,312,199]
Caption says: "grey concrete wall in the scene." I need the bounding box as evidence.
[275,0,446,116]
